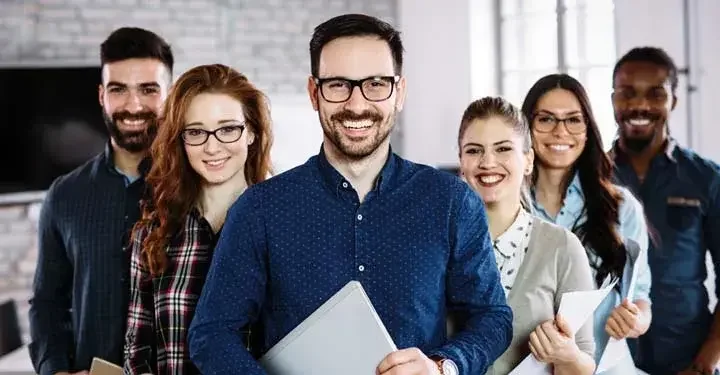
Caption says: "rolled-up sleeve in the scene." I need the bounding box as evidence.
[618,187,652,303]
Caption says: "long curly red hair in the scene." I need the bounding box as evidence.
[134,64,273,276]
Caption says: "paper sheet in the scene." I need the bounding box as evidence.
[508,279,618,375]
[596,256,644,373]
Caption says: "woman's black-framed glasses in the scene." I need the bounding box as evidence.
[181,124,246,146]
[532,112,587,135]
[314,75,400,103]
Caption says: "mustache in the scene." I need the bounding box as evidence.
[330,110,382,123]
[619,110,661,122]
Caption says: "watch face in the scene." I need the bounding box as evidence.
[442,359,459,375]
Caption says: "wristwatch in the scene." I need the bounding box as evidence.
[431,356,459,375]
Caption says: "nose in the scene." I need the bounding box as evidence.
[203,134,222,154]
[124,90,144,113]
[479,151,497,168]
[629,95,651,111]
[344,86,370,112]
[550,120,571,137]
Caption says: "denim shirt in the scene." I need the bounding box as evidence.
[611,139,720,374]
[532,173,652,367]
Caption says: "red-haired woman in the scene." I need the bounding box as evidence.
[123,64,273,375]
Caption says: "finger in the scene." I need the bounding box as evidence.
[605,316,624,339]
[612,310,633,335]
[377,361,420,375]
[529,340,544,362]
[555,315,573,338]
[376,348,418,373]
[540,320,559,344]
[536,323,555,352]
[622,299,640,314]
[616,306,639,329]
[529,331,548,361]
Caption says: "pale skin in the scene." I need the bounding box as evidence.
[532,88,651,353]
[306,36,436,375]
[459,117,593,374]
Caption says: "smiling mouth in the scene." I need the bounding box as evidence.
[547,144,573,152]
[625,118,652,127]
[476,174,505,187]
[341,120,374,129]
[204,158,229,167]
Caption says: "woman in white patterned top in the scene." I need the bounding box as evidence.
[458,96,597,375]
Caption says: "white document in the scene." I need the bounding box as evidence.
[596,256,644,373]
[509,280,618,375]
[260,280,397,375]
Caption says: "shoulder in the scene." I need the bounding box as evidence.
[44,153,104,208]
[530,217,586,260]
[676,146,720,182]
[613,184,644,217]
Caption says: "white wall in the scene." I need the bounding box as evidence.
[398,0,495,168]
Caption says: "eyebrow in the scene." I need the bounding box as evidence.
[462,140,513,148]
[185,119,244,127]
[106,81,161,89]
[535,109,582,116]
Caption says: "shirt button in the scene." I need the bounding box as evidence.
[342,182,348,188]
[357,214,363,221]
[358,265,365,272]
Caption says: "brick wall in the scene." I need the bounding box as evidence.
[0,0,397,342]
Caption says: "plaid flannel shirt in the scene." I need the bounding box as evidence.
[123,209,250,375]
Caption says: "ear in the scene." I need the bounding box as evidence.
[307,76,319,111]
[98,84,104,108]
[671,93,678,111]
[524,148,535,176]
[394,76,407,112]
[247,130,255,145]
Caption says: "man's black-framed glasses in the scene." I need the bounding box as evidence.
[314,75,400,103]
[181,124,246,146]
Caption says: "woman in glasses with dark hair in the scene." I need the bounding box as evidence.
[123,64,273,375]
[522,74,651,374]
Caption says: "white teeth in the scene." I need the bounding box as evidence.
[342,120,373,129]
[122,119,145,126]
[479,175,503,184]
[549,144,571,151]
[627,118,651,126]
[205,159,227,166]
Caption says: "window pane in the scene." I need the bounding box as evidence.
[501,0,520,17]
[501,18,522,71]
[584,67,616,150]
[502,72,525,108]
[524,14,559,70]
[563,1,616,66]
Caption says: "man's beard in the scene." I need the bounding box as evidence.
[320,108,394,161]
[103,110,158,153]
[617,109,663,153]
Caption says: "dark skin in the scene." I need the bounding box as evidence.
[612,61,720,374]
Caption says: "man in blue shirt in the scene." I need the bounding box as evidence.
[188,13,512,375]
[610,47,720,375]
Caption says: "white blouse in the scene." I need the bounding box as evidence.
[493,209,533,296]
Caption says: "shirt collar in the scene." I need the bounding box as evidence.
[317,144,398,197]
[103,141,151,181]
[493,209,533,259]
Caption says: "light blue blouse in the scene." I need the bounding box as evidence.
[532,173,651,369]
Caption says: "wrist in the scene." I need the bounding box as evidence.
[430,355,458,375]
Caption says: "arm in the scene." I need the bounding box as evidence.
[427,185,513,375]
[692,170,720,372]
[123,227,156,375]
[28,185,74,375]
[553,231,596,375]
[618,189,652,334]
[188,188,267,375]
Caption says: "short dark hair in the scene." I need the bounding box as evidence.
[613,46,678,93]
[309,14,404,77]
[100,27,174,74]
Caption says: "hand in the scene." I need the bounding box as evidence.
[605,299,644,339]
[54,372,89,375]
[376,347,439,375]
[679,339,720,375]
[529,315,580,365]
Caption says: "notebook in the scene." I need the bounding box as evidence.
[260,280,397,375]
[88,357,122,375]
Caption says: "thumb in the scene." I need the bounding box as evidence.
[555,314,573,337]
[623,298,640,314]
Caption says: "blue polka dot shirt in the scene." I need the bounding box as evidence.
[188,147,513,375]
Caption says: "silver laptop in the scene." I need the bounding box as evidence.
[260,280,397,375]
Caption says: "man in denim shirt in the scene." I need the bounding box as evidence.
[610,46,720,375]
